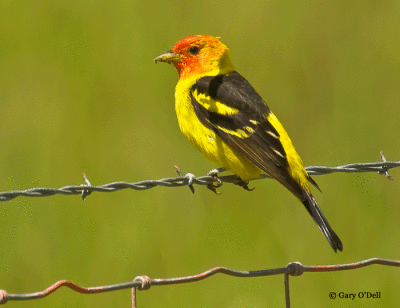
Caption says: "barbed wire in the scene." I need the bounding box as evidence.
[0,152,398,201]
[0,258,398,307]
[0,152,398,307]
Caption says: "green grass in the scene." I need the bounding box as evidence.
[0,0,399,306]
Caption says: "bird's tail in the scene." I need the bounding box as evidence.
[301,188,343,252]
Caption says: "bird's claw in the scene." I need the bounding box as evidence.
[235,180,255,191]
[207,182,222,195]
[206,169,223,194]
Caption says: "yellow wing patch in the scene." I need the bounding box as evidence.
[215,125,249,138]
[245,126,255,134]
[192,89,239,115]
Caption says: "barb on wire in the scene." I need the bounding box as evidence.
[0,152,398,202]
[0,258,398,307]
[379,151,394,180]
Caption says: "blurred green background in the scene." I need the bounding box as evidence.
[0,0,399,307]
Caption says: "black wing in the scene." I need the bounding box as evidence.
[191,71,304,199]
[191,72,343,252]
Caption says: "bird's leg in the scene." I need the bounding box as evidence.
[235,180,255,191]
[206,169,223,195]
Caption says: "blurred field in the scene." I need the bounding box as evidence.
[0,0,399,307]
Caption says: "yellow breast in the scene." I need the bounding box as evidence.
[174,75,262,180]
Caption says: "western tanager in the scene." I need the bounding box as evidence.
[154,35,343,252]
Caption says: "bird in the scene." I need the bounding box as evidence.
[154,35,343,252]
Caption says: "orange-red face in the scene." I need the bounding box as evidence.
[154,35,228,79]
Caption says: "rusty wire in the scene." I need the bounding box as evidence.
[0,258,398,307]
[0,152,398,202]
[0,152,398,306]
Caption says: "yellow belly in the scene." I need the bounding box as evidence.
[175,78,262,181]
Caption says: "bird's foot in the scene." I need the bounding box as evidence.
[206,169,223,195]
[235,180,255,191]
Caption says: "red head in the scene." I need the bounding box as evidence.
[155,35,235,79]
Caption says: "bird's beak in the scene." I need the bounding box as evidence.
[154,50,182,64]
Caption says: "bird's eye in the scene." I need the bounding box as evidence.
[189,46,200,55]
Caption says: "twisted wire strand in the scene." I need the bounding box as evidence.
[0,159,398,201]
[0,258,398,305]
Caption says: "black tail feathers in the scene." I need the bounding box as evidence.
[302,189,343,253]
